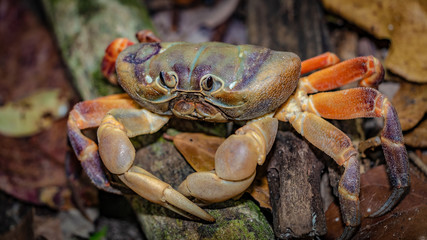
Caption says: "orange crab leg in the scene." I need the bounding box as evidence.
[300,52,340,75]
[299,56,384,93]
[284,112,361,236]
[101,30,161,84]
[306,87,409,216]
[67,94,139,193]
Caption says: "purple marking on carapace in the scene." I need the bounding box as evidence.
[123,43,161,65]
[234,50,272,90]
[135,64,146,84]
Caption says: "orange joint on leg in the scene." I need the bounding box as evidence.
[338,185,359,201]
[99,114,127,133]
[79,144,98,162]
[359,56,384,88]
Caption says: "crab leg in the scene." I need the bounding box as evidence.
[67,94,139,193]
[97,108,214,222]
[178,116,278,204]
[300,52,340,75]
[299,56,385,93]
[276,108,361,239]
[306,87,409,217]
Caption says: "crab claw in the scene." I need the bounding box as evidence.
[119,165,215,222]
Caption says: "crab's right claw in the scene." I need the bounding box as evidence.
[119,166,215,222]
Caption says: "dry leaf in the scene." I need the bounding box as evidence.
[246,176,271,210]
[322,0,427,83]
[404,119,427,148]
[392,81,427,131]
[325,165,427,239]
[0,89,68,137]
[170,132,224,172]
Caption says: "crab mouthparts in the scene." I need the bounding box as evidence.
[170,96,227,122]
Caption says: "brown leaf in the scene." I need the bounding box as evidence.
[392,81,427,131]
[325,165,427,239]
[171,133,224,172]
[322,0,427,83]
[404,119,427,148]
[246,176,271,210]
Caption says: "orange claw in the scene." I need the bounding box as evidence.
[101,38,135,85]
[300,52,340,75]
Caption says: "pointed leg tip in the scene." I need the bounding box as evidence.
[369,186,408,218]
[203,214,216,223]
[163,187,215,222]
[338,226,358,240]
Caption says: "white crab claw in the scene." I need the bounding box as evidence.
[118,166,214,222]
[178,171,256,204]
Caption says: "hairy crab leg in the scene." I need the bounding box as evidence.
[67,94,139,193]
[178,116,278,204]
[300,52,340,75]
[101,30,161,84]
[306,88,409,216]
[276,107,361,239]
[97,108,214,222]
[299,56,385,93]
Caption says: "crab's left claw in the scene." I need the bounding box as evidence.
[97,108,214,221]
[119,166,214,221]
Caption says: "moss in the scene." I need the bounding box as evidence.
[77,0,102,19]
[92,69,123,97]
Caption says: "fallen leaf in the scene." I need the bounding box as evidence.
[170,132,224,172]
[0,89,68,137]
[325,165,427,239]
[322,0,427,83]
[246,176,271,210]
[404,119,427,148]
[392,81,427,131]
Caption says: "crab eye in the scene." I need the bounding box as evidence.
[201,76,214,91]
[159,71,177,88]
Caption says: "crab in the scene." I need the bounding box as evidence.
[68,30,409,239]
